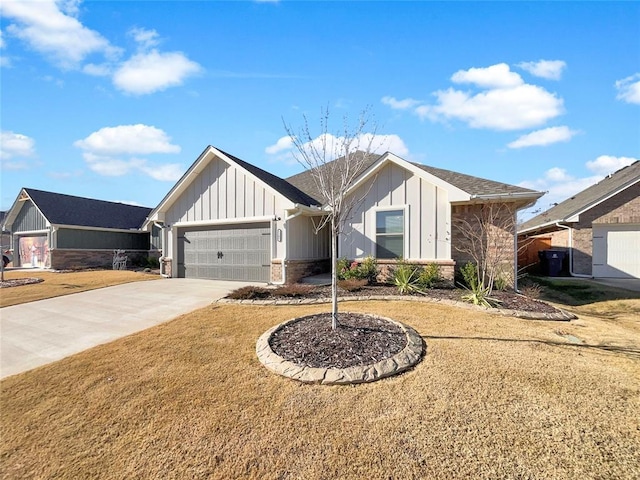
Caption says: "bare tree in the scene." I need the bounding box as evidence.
[285,107,378,329]
[453,202,518,295]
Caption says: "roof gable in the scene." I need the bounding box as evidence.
[287,151,541,204]
[520,161,640,232]
[6,188,152,230]
[146,145,318,225]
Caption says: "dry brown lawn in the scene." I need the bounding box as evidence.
[0,270,159,307]
[2,297,639,479]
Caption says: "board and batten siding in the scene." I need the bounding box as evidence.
[287,215,330,260]
[165,157,284,225]
[341,162,451,260]
[12,200,48,233]
[56,228,150,250]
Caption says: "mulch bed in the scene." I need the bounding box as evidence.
[269,313,407,369]
[0,277,44,289]
[269,284,560,315]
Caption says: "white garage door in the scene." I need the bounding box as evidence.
[592,224,640,279]
[177,223,271,282]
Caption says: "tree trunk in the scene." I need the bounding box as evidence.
[331,217,338,330]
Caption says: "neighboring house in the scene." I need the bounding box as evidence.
[2,188,153,270]
[519,161,640,279]
[143,145,543,284]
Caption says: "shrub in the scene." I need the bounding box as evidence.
[273,284,314,297]
[337,257,351,280]
[358,256,378,283]
[393,261,424,295]
[146,256,160,269]
[337,256,378,283]
[227,286,271,300]
[458,262,500,308]
[418,262,441,289]
[338,278,368,292]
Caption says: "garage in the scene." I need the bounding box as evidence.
[177,223,271,282]
[592,224,640,278]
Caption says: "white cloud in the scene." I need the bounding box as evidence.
[384,63,565,131]
[519,155,638,214]
[586,155,636,176]
[615,73,640,105]
[266,132,409,165]
[0,131,36,162]
[265,136,294,155]
[74,124,183,180]
[381,96,421,110]
[451,63,523,88]
[517,60,566,80]
[74,124,180,155]
[129,27,160,50]
[507,126,578,149]
[417,83,563,130]
[112,50,202,95]
[138,163,183,181]
[2,0,120,69]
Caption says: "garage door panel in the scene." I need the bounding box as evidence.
[178,224,270,282]
[593,224,640,279]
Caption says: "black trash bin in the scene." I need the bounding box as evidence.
[538,249,566,277]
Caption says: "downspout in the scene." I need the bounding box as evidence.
[555,222,591,278]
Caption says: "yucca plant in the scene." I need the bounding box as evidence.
[393,261,424,295]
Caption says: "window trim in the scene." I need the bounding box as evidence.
[373,205,409,259]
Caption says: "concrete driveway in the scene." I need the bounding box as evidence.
[0,279,259,379]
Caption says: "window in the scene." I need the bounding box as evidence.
[376,209,404,259]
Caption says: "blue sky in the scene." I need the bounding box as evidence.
[1,1,638,219]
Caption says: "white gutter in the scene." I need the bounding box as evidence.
[555,223,591,278]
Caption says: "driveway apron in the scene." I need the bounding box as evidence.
[0,278,256,379]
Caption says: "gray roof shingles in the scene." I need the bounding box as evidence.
[520,161,640,232]
[24,188,152,230]
[217,148,319,206]
[286,151,539,202]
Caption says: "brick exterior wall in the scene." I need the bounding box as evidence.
[451,204,516,282]
[287,259,330,283]
[50,249,151,270]
[374,259,455,285]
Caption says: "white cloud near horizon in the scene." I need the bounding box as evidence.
[519,155,637,214]
[517,60,566,80]
[265,132,410,165]
[74,124,183,180]
[615,73,640,105]
[508,126,579,149]
[384,63,564,131]
[0,131,36,170]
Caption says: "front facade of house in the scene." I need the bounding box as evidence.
[519,161,640,279]
[145,146,542,284]
[2,189,152,270]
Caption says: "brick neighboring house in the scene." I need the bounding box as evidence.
[518,161,640,279]
[2,188,154,270]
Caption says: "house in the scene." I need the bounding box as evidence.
[2,188,154,270]
[518,161,640,279]
[143,145,543,284]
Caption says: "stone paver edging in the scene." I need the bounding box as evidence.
[219,295,576,321]
[256,313,424,385]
